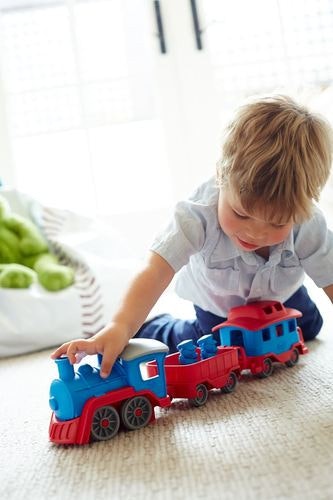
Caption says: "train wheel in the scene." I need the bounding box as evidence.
[258,358,273,378]
[121,396,153,430]
[285,348,299,367]
[189,384,209,407]
[221,371,238,394]
[91,405,120,441]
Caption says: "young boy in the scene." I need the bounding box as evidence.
[51,95,333,377]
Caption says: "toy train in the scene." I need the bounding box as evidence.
[49,300,308,445]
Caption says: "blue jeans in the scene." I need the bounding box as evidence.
[135,285,322,353]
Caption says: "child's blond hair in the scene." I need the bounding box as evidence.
[217,95,333,223]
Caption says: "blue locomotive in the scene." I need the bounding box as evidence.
[49,338,170,443]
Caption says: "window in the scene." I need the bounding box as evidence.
[1,0,332,215]
[139,360,158,381]
[230,329,244,347]
[288,319,296,332]
[262,328,271,342]
[202,0,333,121]
[0,0,173,213]
[276,324,284,337]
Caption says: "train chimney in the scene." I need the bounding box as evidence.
[55,357,75,381]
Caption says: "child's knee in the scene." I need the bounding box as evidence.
[300,311,323,341]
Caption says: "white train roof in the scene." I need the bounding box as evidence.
[120,338,169,361]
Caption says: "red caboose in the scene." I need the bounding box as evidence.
[212,300,308,377]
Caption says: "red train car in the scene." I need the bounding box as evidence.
[148,342,240,406]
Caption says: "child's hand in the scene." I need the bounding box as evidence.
[50,325,129,378]
[50,251,174,376]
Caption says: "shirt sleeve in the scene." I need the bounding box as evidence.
[295,208,333,288]
[150,199,207,272]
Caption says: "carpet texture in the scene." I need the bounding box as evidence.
[1,283,333,500]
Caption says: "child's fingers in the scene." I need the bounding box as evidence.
[51,340,90,363]
[50,343,70,359]
[100,344,117,378]
[66,340,92,364]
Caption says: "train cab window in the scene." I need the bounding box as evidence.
[274,303,283,312]
[230,329,244,347]
[288,319,296,332]
[262,328,271,341]
[263,306,273,315]
[139,360,159,381]
[276,324,283,337]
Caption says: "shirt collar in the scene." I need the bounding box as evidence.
[210,228,295,265]
[255,229,296,266]
[269,230,295,264]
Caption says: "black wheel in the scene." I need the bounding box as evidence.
[285,348,299,367]
[221,371,238,393]
[258,358,273,378]
[189,384,209,407]
[91,405,120,441]
[121,396,153,430]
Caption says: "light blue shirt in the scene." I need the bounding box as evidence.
[151,177,333,316]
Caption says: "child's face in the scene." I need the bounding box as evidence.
[218,189,293,252]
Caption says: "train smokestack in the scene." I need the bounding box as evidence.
[55,357,75,381]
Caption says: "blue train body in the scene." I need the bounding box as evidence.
[49,339,169,421]
[219,317,299,356]
[212,301,308,376]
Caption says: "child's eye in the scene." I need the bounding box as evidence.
[271,223,287,229]
[233,209,248,219]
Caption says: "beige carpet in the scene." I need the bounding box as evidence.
[1,281,333,500]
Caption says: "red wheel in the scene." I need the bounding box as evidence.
[285,348,299,367]
[189,384,209,407]
[221,371,238,393]
[258,358,273,378]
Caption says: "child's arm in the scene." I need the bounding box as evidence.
[50,251,175,377]
[323,284,333,303]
